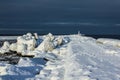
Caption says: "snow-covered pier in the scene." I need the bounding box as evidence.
[0,33,120,80]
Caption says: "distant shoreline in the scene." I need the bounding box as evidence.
[0,34,120,39]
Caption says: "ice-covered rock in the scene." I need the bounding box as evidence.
[9,43,17,52]
[54,36,63,46]
[36,33,55,52]
[44,41,55,52]
[27,43,35,51]
[43,33,55,41]
[0,33,70,55]
[35,41,45,51]
[36,39,55,52]
[35,34,70,53]
[26,33,32,37]
[53,36,70,48]
[17,33,36,54]
[53,41,58,47]
[17,43,27,53]
[0,41,10,54]
[2,41,10,49]
[17,36,36,48]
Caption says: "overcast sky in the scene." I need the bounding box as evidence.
[0,0,120,35]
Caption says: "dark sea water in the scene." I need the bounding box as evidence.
[0,0,120,38]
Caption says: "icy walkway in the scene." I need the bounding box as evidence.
[64,35,120,80]
[31,35,120,80]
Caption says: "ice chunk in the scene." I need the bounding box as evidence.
[27,43,35,51]
[0,41,10,54]
[26,33,32,37]
[9,43,17,52]
[17,33,36,54]
[2,41,10,49]
[17,43,27,53]
[36,37,55,52]
[44,41,55,52]
[36,40,55,52]
[43,33,55,41]
[54,36,63,45]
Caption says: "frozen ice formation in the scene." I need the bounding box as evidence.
[0,33,36,54]
[35,37,55,52]
[17,43,27,53]
[43,33,55,41]
[0,41,10,54]
[17,33,36,51]
[2,41,10,50]
[9,43,17,52]
[35,33,67,52]
[0,33,70,56]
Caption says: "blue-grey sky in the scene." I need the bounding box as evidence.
[0,0,120,35]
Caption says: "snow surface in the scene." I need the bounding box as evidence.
[0,34,120,80]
